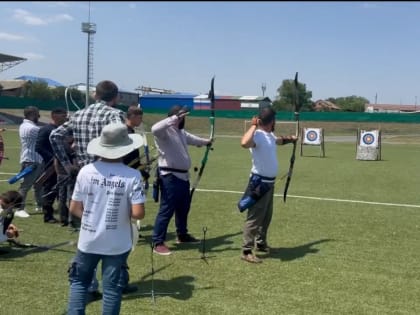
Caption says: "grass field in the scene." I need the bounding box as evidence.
[0,115,420,315]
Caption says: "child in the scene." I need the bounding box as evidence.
[0,190,24,243]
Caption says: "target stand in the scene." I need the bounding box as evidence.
[300,127,325,157]
[356,129,381,161]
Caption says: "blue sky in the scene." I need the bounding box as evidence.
[1,1,420,105]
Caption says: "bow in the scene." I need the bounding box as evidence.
[135,125,152,231]
[65,86,82,115]
[283,72,300,202]
[0,129,4,166]
[190,76,215,199]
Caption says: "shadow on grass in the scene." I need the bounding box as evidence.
[123,275,211,302]
[268,238,333,261]
[0,240,75,259]
[137,230,242,255]
[174,230,243,254]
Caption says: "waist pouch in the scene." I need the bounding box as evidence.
[237,173,275,212]
[152,167,161,203]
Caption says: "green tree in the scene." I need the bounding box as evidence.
[273,78,313,112]
[51,86,67,101]
[327,96,369,112]
[26,81,52,101]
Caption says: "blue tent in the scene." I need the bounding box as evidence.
[15,75,64,87]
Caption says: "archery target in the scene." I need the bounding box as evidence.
[303,128,321,145]
[360,130,379,147]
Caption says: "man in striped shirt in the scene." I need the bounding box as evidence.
[16,106,43,218]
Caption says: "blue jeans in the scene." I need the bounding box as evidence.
[57,174,76,224]
[67,249,130,315]
[152,174,191,244]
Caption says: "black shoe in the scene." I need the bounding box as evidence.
[122,284,138,294]
[69,221,81,230]
[176,234,200,244]
[44,217,58,224]
[87,290,102,302]
[256,244,270,253]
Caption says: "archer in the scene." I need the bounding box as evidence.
[238,106,297,263]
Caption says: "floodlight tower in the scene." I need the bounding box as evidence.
[261,82,267,97]
[81,3,96,107]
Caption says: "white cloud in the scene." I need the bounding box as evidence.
[362,2,378,9]
[43,2,70,8]
[21,52,45,60]
[13,9,73,26]
[0,32,25,41]
[48,14,73,23]
[13,9,47,25]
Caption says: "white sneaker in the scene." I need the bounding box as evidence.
[15,210,30,218]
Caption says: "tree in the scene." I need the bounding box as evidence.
[51,86,67,101]
[26,81,52,101]
[327,96,369,112]
[273,78,313,112]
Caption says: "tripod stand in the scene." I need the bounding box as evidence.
[200,226,216,264]
[139,242,178,304]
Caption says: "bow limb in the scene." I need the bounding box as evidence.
[283,72,300,202]
[190,76,216,199]
[0,130,4,166]
[65,86,82,113]
[139,124,151,166]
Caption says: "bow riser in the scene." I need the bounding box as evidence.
[190,77,215,199]
[283,72,299,202]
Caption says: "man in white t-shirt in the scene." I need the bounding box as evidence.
[67,122,145,315]
[239,106,297,263]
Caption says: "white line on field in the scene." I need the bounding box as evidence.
[196,188,420,209]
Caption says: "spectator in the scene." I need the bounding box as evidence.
[16,106,43,218]
[123,105,150,185]
[35,107,68,223]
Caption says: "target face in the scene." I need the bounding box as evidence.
[303,128,321,145]
[362,133,375,145]
[306,130,318,142]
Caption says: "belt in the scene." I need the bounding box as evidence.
[251,173,276,181]
[159,167,188,173]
